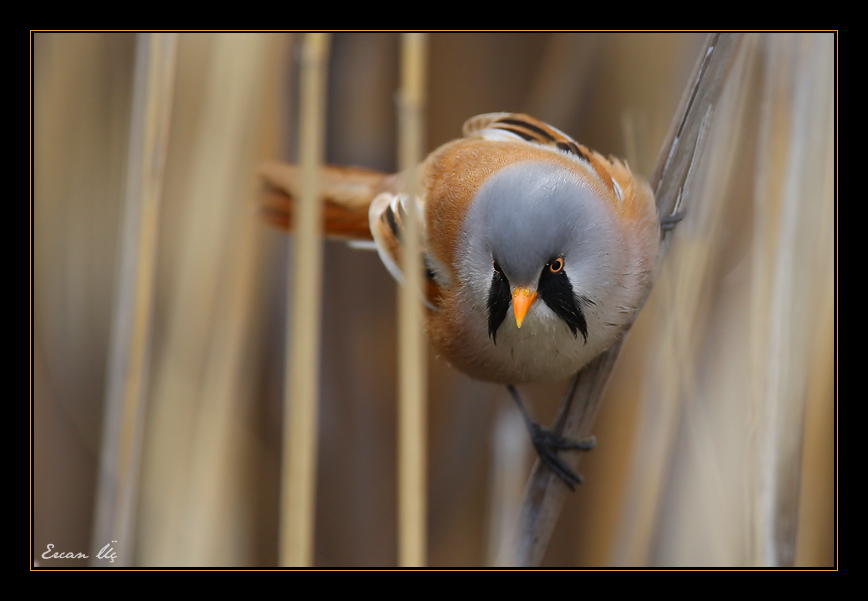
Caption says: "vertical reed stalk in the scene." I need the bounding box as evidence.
[92,32,178,566]
[280,32,330,568]
[397,32,428,568]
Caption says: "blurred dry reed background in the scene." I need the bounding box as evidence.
[32,32,836,568]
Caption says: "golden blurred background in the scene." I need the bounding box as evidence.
[32,32,835,568]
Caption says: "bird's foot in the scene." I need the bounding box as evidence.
[507,384,595,491]
[527,422,595,491]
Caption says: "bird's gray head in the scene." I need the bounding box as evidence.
[457,160,624,343]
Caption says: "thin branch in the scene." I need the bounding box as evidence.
[504,32,744,568]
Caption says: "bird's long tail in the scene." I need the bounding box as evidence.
[258,161,399,241]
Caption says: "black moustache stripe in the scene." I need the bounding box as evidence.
[538,268,588,343]
[486,260,589,345]
[487,268,511,344]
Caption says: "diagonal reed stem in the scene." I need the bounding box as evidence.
[502,32,744,568]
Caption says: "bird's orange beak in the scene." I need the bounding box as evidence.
[511,287,538,329]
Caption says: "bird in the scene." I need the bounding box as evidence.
[259,112,660,489]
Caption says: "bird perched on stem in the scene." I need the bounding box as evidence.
[260,113,659,488]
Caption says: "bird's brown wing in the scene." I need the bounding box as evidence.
[463,113,632,203]
[463,112,590,159]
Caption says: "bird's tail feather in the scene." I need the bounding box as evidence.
[258,161,399,241]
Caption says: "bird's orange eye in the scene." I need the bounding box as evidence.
[549,257,565,274]
[493,260,502,273]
